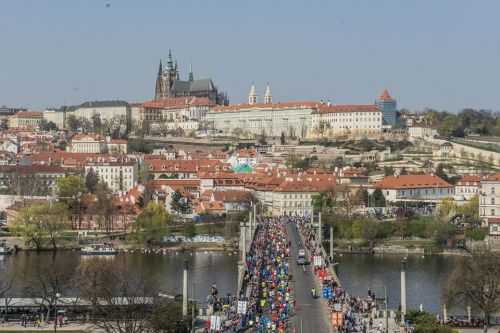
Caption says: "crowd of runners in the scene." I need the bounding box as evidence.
[205,215,388,333]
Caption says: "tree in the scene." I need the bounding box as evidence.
[66,114,81,132]
[312,187,339,213]
[171,191,191,214]
[446,248,500,332]
[0,271,14,322]
[94,182,116,232]
[92,113,102,133]
[57,175,85,228]
[371,189,386,207]
[11,202,71,251]
[134,202,171,245]
[183,222,197,239]
[280,132,286,145]
[354,188,369,207]
[25,260,74,322]
[74,259,189,333]
[57,175,85,204]
[85,168,99,193]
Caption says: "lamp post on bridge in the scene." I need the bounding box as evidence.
[400,257,407,326]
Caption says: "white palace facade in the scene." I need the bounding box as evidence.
[206,85,388,139]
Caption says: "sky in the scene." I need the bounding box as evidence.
[1,0,500,112]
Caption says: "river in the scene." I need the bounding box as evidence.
[0,252,463,314]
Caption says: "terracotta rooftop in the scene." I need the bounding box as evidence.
[274,175,337,193]
[314,104,380,114]
[376,175,452,189]
[483,173,500,182]
[379,89,394,101]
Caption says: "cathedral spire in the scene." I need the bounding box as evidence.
[157,59,163,76]
[264,83,272,104]
[154,59,164,100]
[248,83,257,105]
[188,63,194,82]
[167,49,173,70]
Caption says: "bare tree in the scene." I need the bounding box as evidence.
[75,259,190,333]
[25,260,73,322]
[0,272,14,322]
[445,248,500,332]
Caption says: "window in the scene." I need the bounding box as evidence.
[492,198,496,205]
[492,209,496,216]
[492,187,496,194]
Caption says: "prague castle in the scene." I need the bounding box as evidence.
[154,50,228,105]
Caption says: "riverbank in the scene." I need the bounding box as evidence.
[1,235,239,253]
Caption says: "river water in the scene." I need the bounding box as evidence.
[0,252,463,314]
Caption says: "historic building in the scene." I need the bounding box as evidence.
[375,89,397,126]
[207,85,385,139]
[154,50,227,105]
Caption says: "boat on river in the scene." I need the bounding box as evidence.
[81,243,118,255]
[0,241,12,255]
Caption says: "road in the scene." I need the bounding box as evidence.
[287,222,332,333]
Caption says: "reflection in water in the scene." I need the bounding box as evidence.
[0,252,238,302]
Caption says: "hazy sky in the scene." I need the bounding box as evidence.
[2,0,500,112]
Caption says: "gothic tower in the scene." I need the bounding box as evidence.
[154,60,164,100]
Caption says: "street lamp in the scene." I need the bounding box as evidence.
[54,292,61,333]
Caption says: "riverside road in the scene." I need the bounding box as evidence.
[286,221,332,333]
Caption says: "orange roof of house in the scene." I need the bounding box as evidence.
[376,175,452,189]
[146,159,225,173]
[314,104,380,114]
[212,101,319,113]
[213,190,252,203]
[13,111,43,118]
[274,175,337,193]
[143,96,214,109]
[456,175,481,185]
[71,133,103,141]
[379,89,394,101]
[149,179,200,190]
[483,173,500,181]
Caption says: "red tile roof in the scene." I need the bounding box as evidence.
[212,101,319,113]
[274,175,337,193]
[146,159,225,173]
[456,175,481,186]
[13,111,43,118]
[379,89,394,101]
[213,190,252,203]
[483,173,500,182]
[314,104,380,114]
[376,175,452,189]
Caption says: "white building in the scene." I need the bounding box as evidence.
[479,173,500,225]
[69,100,130,129]
[84,161,138,193]
[207,85,384,139]
[454,175,480,202]
[376,174,454,203]
[67,134,127,154]
[271,174,337,216]
[8,111,43,129]
[143,96,214,132]
[311,104,383,137]
[43,110,66,129]
[408,126,438,141]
